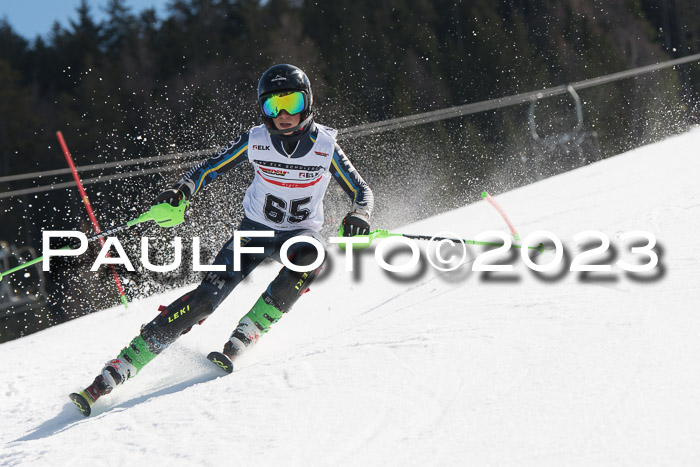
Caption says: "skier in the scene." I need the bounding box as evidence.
[70,64,374,415]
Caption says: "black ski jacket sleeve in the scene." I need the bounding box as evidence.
[170,131,250,199]
[329,143,374,219]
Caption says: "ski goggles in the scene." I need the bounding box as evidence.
[261,91,306,118]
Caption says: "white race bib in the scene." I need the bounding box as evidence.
[243,125,337,231]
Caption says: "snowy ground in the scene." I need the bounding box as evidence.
[2,128,700,466]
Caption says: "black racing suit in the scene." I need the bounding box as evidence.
[139,123,374,354]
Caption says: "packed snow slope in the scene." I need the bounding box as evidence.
[2,128,700,466]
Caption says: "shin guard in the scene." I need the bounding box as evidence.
[140,288,215,353]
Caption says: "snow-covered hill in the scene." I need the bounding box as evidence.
[2,128,700,466]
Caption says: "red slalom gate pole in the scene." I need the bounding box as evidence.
[481,191,521,242]
[56,131,129,308]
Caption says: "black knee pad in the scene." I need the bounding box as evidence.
[140,286,214,352]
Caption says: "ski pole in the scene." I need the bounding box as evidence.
[0,210,154,283]
[401,232,543,251]
[0,196,189,282]
[336,229,545,252]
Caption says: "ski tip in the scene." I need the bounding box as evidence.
[207,351,234,374]
[69,392,92,417]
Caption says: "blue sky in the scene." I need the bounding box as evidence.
[0,1,171,40]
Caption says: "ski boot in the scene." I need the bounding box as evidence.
[205,330,247,374]
[69,335,158,417]
[207,334,244,374]
[69,374,113,417]
[207,292,284,374]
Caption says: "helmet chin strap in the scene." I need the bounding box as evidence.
[267,113,314,135]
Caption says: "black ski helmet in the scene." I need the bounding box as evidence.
[257,64,314,134]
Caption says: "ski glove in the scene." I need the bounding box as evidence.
[153,188,187,208]
[341,211,370,237]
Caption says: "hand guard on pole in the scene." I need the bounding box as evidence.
[340,211,370,237]
[153,188,187,207]
[150,187,189,228]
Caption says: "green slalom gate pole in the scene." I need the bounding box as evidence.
[336,229,545,252]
